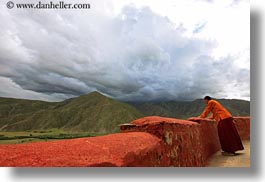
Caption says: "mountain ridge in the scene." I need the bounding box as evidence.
[129,98,250,119]
[0,92,250,134]
[0,91,143,133]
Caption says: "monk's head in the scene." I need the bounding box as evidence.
[203,96,212,104]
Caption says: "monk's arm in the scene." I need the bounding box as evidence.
[199,102,212,118]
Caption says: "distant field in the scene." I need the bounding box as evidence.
[0,129,104,144]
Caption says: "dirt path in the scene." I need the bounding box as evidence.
[207,140,250,167]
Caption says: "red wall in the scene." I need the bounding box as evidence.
[0,116,250,167]
[0,132,162,167]
[120,116,250,167]
[234,116,250,140]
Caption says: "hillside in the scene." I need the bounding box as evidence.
[0,92,143,134]
[0,92,250,134]
[129,99,250,119]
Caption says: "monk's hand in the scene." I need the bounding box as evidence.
[187,117,201,121]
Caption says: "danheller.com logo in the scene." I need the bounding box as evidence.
[6,1,91,9]
[6,1,14,9]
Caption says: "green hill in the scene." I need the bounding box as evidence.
[0,92,143,134]
[0,92,250,135]
[129,99,250,119]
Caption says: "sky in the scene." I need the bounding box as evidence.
[0,0,250,102]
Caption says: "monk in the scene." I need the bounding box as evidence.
[189,96,244,155]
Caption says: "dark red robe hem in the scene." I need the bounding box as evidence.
[217,117,244,153]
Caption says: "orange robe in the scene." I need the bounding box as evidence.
[199,100,232,123]
[199,100,244,153]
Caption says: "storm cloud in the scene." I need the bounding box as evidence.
[0,0,250,101]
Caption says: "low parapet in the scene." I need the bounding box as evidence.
[0,116,250,167]
[120,116,250,166]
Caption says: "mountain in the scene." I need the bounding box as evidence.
[0,92,143,134]
[128,99,250,119]
[0,92,250,134]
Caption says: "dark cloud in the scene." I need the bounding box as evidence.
[0,2,249,101]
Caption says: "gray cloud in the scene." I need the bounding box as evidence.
[0,2,249,101]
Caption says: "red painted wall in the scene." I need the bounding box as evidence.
[234,116,250,140]
[0,116,250,167]
[120,116,250,167]
[0,132,162,167]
